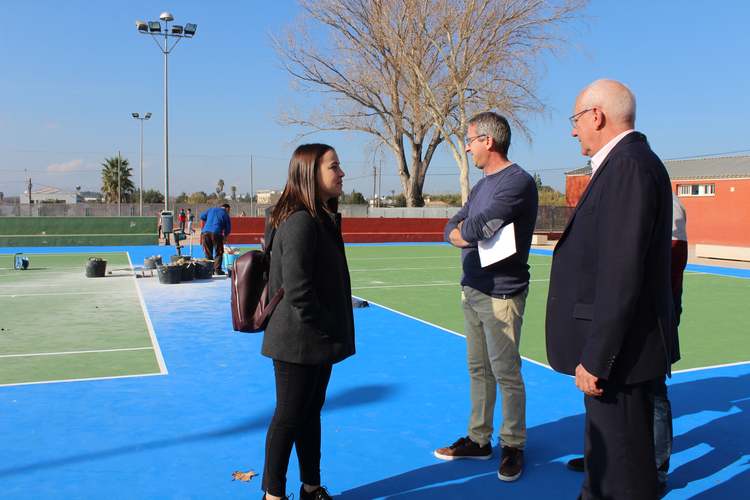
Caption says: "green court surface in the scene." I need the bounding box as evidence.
[344,245,749,371]
[0,252,164,386]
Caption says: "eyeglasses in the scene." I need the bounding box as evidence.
[465,134,487,146]
[569,108,594,128]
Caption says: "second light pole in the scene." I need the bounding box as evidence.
[132,112,152,216]
[136,12,197,212]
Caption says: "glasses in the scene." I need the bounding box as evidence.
[569,108,594,128]
[465,134,487,146]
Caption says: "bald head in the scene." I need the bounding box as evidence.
[577,79,636,128]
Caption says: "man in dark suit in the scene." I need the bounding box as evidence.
[545,79,678,499]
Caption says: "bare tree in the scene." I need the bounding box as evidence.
[406,0,586,203]
[277,0,585,205]
[276,0,448,206]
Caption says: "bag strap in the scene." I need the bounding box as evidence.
[264,227,277,253]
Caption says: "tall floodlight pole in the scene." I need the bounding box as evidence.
[136,13,197,212]
[117,151,122,217]
[131,112,152,216]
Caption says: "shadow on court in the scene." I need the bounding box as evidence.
[338,412,585,499]
[666,372,750,499]
[0,383,397,479]
[339,372,750,499]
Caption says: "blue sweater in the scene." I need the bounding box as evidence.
[200,207,232,237]
[444,164,538,297]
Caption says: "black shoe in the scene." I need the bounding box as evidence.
[434,436,492,461]
[300,485,332,500]
[498,446,524,482]
[567,456,584,472]
[214,269,226,276]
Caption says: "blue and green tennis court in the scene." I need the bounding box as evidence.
[1,243,748,498]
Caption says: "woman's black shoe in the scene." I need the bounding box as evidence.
[300,485,332,500]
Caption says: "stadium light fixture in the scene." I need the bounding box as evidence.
[132,112,152,216]
[135,12,197,212]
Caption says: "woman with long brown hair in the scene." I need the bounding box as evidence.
[260,144,355,500]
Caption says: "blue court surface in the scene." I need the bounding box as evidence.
[0,245,748,499]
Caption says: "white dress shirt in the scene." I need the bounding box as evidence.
[590,129,635,176]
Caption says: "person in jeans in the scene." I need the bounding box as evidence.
[199,203,231,275]
[434,112,538,483]
[260,143,355,500]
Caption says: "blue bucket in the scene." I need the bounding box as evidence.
[222,253,239,272]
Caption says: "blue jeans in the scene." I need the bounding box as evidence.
[652,377,672,490]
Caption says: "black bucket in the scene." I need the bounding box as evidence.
[180,262,195,281]
[170,255,192,264]
[194,260,214,280]
[157,265,182,284]
[85,257,107,278]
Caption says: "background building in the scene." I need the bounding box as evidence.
[23,186,83,204]
[565,155,750,250]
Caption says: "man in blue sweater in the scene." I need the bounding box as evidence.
[434,112,538,483]
[200,203,232,275]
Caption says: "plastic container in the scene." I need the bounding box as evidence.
[194,260,214,280]
[160,211,174,233]
[180,262,195,281]
[85,257,107,278]
[222,253,239,273]
[157,265,181,284]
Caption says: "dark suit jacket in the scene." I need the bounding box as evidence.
[545,132,679,384]
[262,209,356,365]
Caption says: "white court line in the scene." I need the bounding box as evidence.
[0,371,164,389]
[0,347,153,359]
[354,295,553,371]
[673,360,750,374]
[127,252,168,375]
[350,266,461,272]
[0,291,101,298]
[352,278,550,290]
[683,271,750,280]
[347,256,456,261]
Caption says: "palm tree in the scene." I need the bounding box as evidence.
[101,156,135,203]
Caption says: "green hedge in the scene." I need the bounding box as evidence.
[0,217,158,246]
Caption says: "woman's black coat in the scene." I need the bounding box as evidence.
[262,209,355,365]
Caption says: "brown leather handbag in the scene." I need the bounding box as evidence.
[230,230,284,333]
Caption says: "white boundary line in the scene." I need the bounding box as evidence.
[673,360,750,374]
[0,291,104,298]
[349,266,462,272]
[0,251,126,257]
[352,278,550,291]
[354,295,553,371]
[127,252,168,375]
[0,347,153,359]
[0,371,164,389]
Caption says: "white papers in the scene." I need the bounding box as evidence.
[478,222,516,267]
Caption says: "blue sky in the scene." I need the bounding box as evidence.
[1,0,748,198]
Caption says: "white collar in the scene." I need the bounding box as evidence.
[590,129,635,174]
